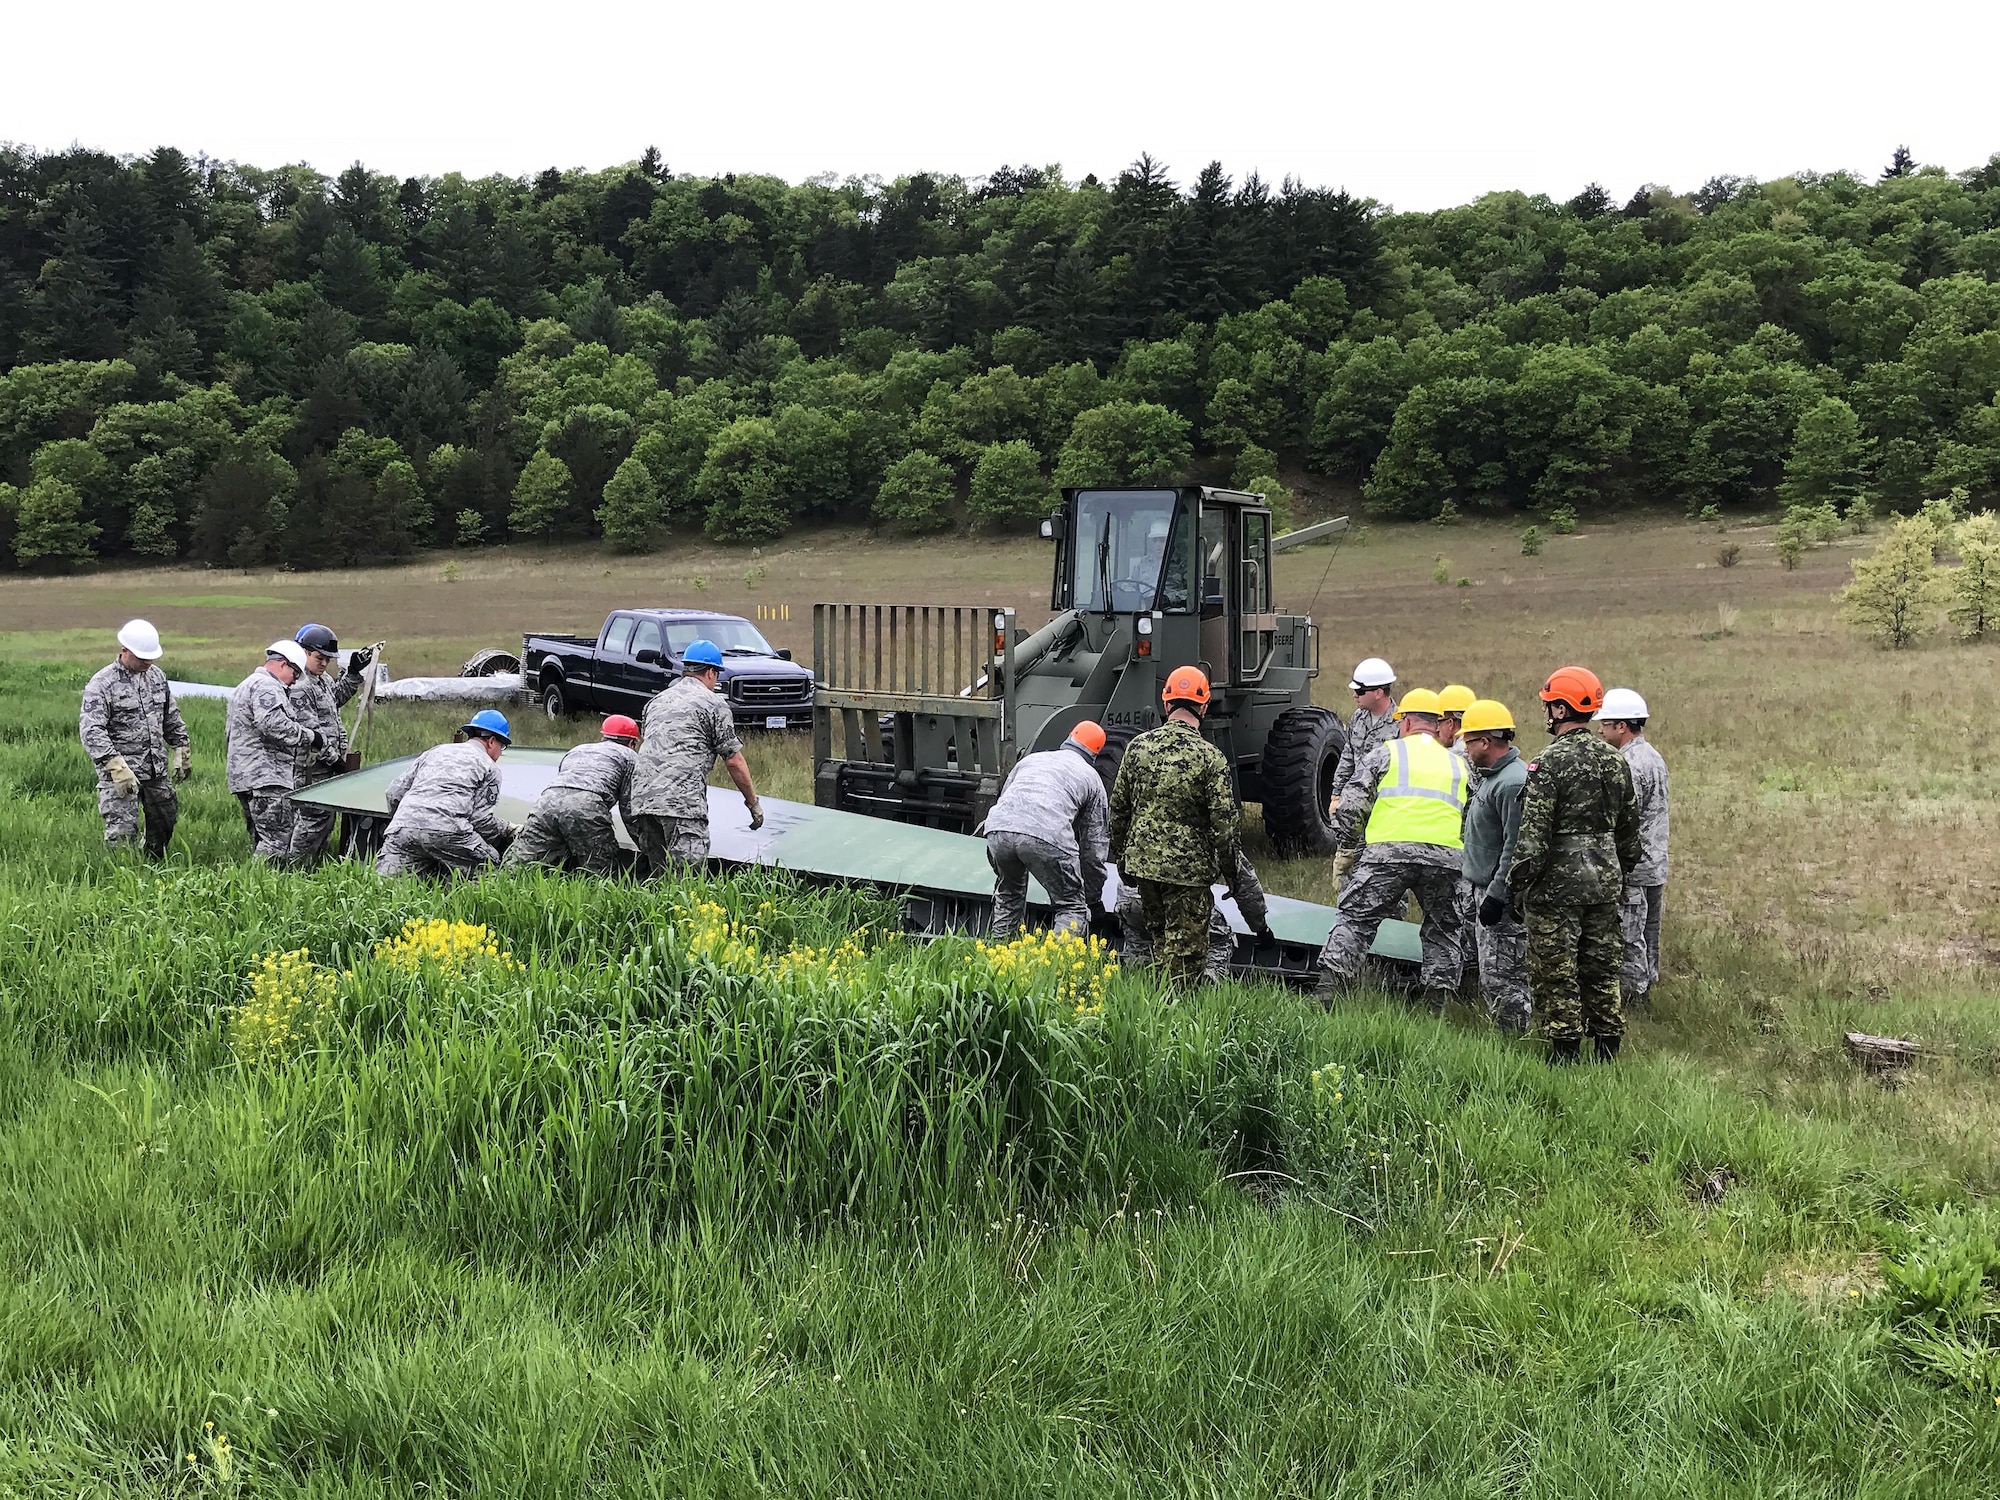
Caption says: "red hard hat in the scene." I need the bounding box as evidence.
[602,714,641,742]
[1163,664,1211,708]
[1539,666,1604,715]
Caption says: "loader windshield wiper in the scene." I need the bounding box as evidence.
[1095,512,1114,617]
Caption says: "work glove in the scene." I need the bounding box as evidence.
[1478,894,1507,928]
[105,755,139,797]
[1251,918,1276,943]
[171,746,192,784]
[1330,846,1358,885]
[746,799,765,831]
[308,731,325,754]
[346,645,374,676]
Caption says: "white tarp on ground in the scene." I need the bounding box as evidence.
[169,668,523,704]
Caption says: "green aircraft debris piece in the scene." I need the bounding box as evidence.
[294,748,1421,965]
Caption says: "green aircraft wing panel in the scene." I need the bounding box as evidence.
[293,750,1420,965]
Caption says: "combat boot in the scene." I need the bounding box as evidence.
[1546,1037,1582,1067]
[1593,1035,1622,1063]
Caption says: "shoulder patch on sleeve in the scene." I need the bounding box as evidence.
[1524,761,1538,773]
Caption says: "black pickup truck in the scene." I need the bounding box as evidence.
[523,609,816,727]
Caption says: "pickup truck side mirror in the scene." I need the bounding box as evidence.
[777,648,793,661]
[634,647,661,665]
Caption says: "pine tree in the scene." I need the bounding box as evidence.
[1947,512,2000,639]
[1838,515,1946,648]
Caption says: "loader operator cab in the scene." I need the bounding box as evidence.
[1048,487,1278,690]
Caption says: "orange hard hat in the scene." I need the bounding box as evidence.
[602,714,641,742]
[1066,720,1108,755]
[1162,664,1211,707]
[1539,665,1605,714]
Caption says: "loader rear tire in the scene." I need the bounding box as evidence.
[1260,707,1345,857]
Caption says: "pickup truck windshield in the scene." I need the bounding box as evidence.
[1070,489,1192,613]
[662,618,777,656]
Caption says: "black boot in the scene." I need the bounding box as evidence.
[1593,1034,1622,1063]
[1547,1037,1583,1066]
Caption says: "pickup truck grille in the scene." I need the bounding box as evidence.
[731,677,813,706]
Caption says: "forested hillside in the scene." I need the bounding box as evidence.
[2,144,1998,568]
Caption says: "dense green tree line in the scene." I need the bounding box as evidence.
[1,143,1997,568]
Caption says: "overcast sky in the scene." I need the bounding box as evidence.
[11,0,1999,211]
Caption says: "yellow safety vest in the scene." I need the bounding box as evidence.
[1363,733,1467,849]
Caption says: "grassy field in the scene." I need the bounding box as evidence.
[3,513,2000,1493]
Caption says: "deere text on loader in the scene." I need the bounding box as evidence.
[812,486,1348,854]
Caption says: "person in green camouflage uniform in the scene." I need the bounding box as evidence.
[1109,666,1245,988]
[1506,666,1642,1064]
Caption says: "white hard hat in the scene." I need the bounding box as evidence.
[1349,656,1396,690]
[116,619,164,661]
[1597,687,1649,722]
[267,639,310,669]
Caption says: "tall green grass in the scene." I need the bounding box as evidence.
[0,659,1996,1493]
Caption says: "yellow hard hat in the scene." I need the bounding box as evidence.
[1459,698,1516,734]
[1395,687,1442,719]
[1437,684,1476,715]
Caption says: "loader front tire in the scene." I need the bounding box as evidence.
[1260,707,1345,857]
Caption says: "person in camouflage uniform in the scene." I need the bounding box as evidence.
[78,620,191,858]
[226,641,322,865]
[1596,688,1669,1007]
[1328,657,1398,892]
[1115,845,1271,981]
[1316,689,1469,1008]
[983,722,1111,941]
[628,640,762,873]
[286,624,369,868]
[1109,666,1256,988]
[378,713,512,878]
[1506,667,1642,1064]
[503,716,640,875]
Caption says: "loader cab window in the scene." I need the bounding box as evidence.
[1070,489,1192,613]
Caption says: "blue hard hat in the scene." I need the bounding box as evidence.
[682,639,724,669]
[461,708,511,743]
[295,623,339,654]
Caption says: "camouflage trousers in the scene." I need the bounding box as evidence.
[1132,878,1215,989]
[1318,858,1464,997]
[1523,900,1623,1043]
[1619,883,1664,1005]
[1472,885,1531,1035]
[502,790,633,876]
[628,813,709,874]
[986,831,1088,941]
[376,823,500,879]
[288,766,343,869]
[236,789,296,866]
[1454,876,1481,998]
[1117,889,1234,982]
[100,772,177,858]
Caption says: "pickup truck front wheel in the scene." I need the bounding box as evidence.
[541,680,570,721]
